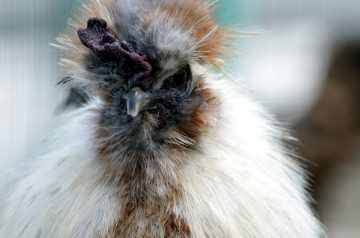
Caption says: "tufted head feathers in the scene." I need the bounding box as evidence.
[57,0,226,84]
[56,0,224,189]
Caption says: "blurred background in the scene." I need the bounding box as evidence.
[1,0,360,237]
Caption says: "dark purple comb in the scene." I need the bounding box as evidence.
[77,18,153,87]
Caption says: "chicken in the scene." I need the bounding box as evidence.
[0,0,323,237]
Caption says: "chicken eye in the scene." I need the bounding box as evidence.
[162,65,192,91]
[172,70,187,87]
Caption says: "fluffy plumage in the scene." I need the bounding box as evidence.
[0,0,323,237]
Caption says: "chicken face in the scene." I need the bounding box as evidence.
[60,0,224,155]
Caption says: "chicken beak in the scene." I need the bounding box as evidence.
[126,87,151,117]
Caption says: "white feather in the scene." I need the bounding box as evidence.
[0,65,323,237]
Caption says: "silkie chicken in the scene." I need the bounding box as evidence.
[0,0,324,237]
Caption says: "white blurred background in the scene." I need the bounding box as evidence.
[1,0,360,237]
